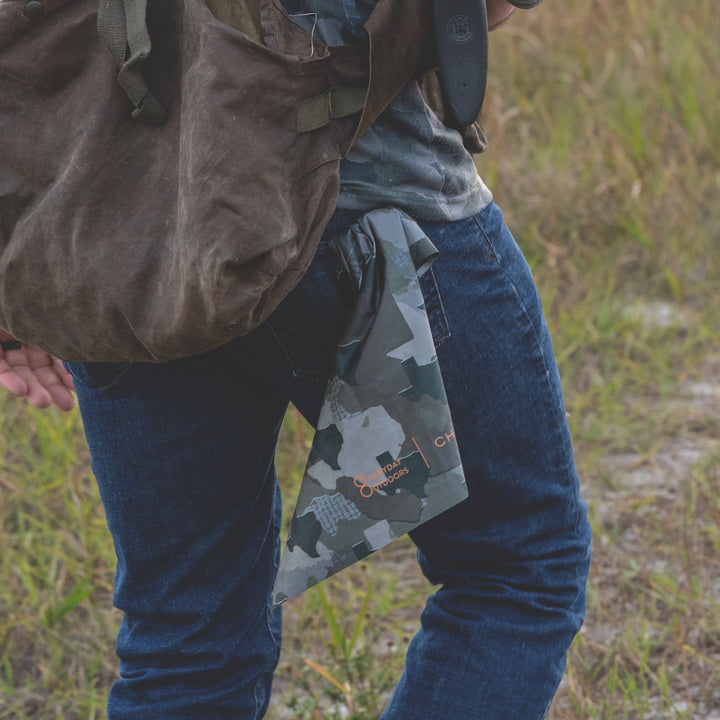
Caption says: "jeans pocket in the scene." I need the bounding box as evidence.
[420,267,451,348]
[63,361,131,390]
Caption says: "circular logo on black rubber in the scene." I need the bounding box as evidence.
[447,14,474,44]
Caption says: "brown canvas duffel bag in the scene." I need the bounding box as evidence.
[0,0,430,361]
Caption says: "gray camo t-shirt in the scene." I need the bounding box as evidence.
[281,0,493,221]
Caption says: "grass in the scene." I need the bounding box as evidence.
[1,0,719,717]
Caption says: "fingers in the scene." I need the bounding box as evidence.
[22,376,55,409]
[47,384,76,412]
[26,356,76,411]
[49,359,76,411]
[0,342,76,411]
[52,356,75,392]
[0,337,30,397]
[0,368,29,398]
[2,354,53,408]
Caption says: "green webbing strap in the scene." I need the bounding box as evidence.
[297,87,367,134]
[97,0,167,126]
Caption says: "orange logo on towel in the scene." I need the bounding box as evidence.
[353,457,410,498]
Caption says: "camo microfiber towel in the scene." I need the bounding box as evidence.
[273,208,468,605]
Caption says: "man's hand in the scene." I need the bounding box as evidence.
[487,0,516,31]
[0,329,75,411]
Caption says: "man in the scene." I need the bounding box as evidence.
[0,0,591,717]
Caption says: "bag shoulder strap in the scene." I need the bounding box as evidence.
[96,0,430,140]
[97,0,167,125]
[297,87,367,134]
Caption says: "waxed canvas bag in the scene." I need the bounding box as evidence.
[0,0,430,361]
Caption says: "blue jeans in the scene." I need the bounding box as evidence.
[66,202,591,720]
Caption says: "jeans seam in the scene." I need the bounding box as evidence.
[252,608,279,717]
[253,484,282,717]
[472,216,570,466]
[472,215,551,375]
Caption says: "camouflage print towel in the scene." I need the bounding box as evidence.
[272,207,468,605]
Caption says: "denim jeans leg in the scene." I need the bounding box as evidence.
[65,329,290,720]
[377,203,592,719]
[67,201,590,719]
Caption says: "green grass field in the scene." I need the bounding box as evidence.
[2,0,719,717]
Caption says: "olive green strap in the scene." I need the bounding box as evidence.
[98,0,361,132]
[297,87,367,134]
[97,0,167,125]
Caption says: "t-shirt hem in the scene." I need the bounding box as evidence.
[335,178,494,223]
